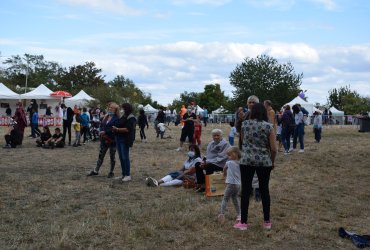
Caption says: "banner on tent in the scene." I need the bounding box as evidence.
[0,116,12,126]
[0,116,62,126]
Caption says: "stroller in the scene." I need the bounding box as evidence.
[89,115,101,141]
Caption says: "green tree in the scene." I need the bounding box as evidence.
[327,85,358,110]
[1,54,64,92]
[59,62,105,92]
[198,84,229,112]
[108,75,153,105]
[230,54,302,110]
[170,91,200,111]
[328,85,370,114]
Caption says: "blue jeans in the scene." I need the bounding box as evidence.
[229,136,234,146]
[31,123,38,138]
[116,139,130,177]
[293,123,305,150]
[281,127,292,152]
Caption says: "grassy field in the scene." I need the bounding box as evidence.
[0,123,369,249]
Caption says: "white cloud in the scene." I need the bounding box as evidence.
[309,0,338,11]
[245,0,296,10]
[58,0,143,16]
[9,39,370,106]
[171,0,231,6]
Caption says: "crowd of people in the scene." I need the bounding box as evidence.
[3,96,322,231]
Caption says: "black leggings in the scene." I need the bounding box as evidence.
[240,165,272,223]
[139,125,146,140]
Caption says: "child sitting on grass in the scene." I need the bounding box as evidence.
[218,146,241,224]
[44,127,64,148]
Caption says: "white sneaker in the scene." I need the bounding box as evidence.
[175,147,182,152]
[145,177,158,187]
[114,176,123,180]
[289,148,295,152]
[298,149,305,153]
[284,151,289,155]
[122,176,132,182]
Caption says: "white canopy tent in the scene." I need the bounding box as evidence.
[20,84,55,99]
[195,105,204,116]
[143,104,158,122]
[0,83,20,116]
[20,84,60,115]
[64,90,95,108]
[329,106,345,125]
[0,83,20,99]
[212,105,228,114]
[143,104,158,113]
[284,96,314,115]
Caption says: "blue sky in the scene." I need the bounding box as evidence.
[1,0,370,106]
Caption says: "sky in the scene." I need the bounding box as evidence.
[1,0,370,106]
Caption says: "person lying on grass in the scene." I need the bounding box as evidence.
[145,144,202,187]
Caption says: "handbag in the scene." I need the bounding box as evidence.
[205,171,226,197]
[182,175,196,189]
[102,134,113,146]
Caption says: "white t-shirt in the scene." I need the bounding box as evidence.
[157,123,166,132]
[229,127,237,138]
[225,160,241,185]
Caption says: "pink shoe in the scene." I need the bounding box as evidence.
[263,221,272,229]
[233,222,249,230]
[235,215,241,224]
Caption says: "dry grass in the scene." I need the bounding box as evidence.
[0,124,369,250]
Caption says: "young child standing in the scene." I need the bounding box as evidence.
[193,115,202,147]
[218,146,241,223]
[228,121,238,146]
[72,113,82,147]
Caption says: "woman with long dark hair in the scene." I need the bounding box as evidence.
[292,104,305,152]
[88,102,120,178]
[112,103,137,182]
[234,102,277,230]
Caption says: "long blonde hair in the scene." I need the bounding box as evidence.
[109,102,120,116]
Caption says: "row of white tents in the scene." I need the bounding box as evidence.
[284,95,345,124]
[0,83,94,116]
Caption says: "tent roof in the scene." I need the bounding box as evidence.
[212,105,228,114]
[0,82,20,99]
[329,106,344,115]
[68,90,95,101]
[20,84,57,99]
[286,96,310,105]
[144,104,158,112]
[284,96,314,115]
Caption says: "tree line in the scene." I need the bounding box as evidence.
[1,53,368,114]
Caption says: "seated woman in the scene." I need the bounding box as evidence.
[146,144,202,187]
[36,126,52,147]
[194,129,230,192]
[3,122,22,148]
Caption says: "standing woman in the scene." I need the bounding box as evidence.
[234,103,277,230]
[88,103,120,178]
[292,104,305,152]
[112,103,137,182]
[138,109,149,142]
[313,111,323,143]
[14,102,27,142]
[280,105,294,155]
